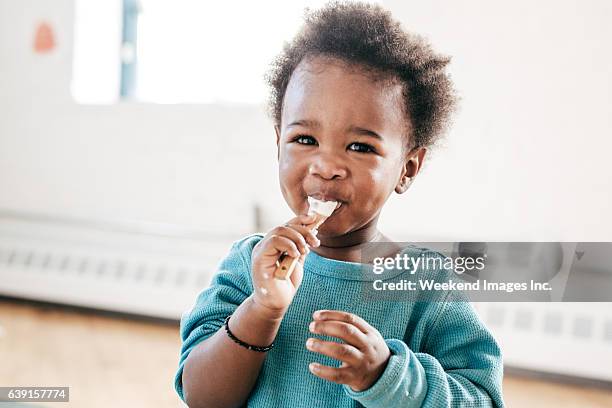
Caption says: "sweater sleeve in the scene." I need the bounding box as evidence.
[343,296,505,407]
[173,235,260,402]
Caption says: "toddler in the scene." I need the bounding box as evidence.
[175,2,504,407]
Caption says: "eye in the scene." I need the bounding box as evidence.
[293,135,317,145]
[348,142,376,154]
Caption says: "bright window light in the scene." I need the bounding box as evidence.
[72,0,381,105]
[71,0,122,104]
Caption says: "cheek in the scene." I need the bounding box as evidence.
[278,152,308,197]
[355,166,394,201]
[278,150,304,181]
[278,159,292,181]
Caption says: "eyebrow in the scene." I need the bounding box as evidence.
[348,125,383,141]
[286,120,384,141]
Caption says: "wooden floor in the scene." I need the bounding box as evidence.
[1,299,611,407]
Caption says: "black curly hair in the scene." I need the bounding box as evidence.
[266,1,458,150]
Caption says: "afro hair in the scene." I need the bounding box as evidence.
[265,1,458,149]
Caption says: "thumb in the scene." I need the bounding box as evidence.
[290,252,307,289]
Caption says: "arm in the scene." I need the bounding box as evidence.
[174,237,278,408]
[343,298,505,407]
[176,216,316,408]
[182,294,283,408]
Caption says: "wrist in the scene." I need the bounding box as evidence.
[224,315,275,352]
[249,295,287,321]
[350,346,391,392]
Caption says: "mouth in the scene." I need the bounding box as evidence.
[306,195,344,212]
[308,192,344,205]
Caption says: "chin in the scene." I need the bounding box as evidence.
[317,218,347,237]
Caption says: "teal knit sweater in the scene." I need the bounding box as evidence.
[175,234,505,407]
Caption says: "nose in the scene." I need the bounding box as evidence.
[308,151,348,180]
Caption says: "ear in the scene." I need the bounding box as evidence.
[395,147,427,194]
[274,125,281,161]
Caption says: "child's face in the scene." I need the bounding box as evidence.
[275,56,424,239]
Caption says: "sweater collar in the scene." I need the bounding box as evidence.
[305,245,421,281]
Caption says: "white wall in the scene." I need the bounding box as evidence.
[384,0,612,241]
[1,0,611,241]
[0,0,281,235]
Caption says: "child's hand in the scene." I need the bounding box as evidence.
[306,310,391,392]
[251,213,320,319]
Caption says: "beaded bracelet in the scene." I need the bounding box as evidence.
[224,314,275,352]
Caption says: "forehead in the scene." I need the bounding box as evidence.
[282,56,409,135]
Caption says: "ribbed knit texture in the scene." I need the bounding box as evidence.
[175,234,505,407]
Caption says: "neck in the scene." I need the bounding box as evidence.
[312,218,387,262]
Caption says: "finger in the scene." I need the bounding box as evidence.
[308,362,353,385]
[306,338,362,366]
[274,226,311,254]
[263,235,301,258]
[284,223,320,247]
[309,321,369,351]
[312,310,375,335]
[289,252,306,288]
[287,212,318,227]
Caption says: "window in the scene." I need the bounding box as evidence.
[71,0,123,104]
[72,0,381,104]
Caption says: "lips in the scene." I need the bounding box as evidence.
[308,192,345,204]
